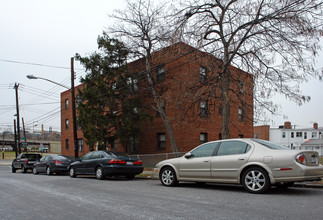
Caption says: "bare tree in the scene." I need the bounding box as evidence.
[175,0,323,138]
[109,0,180,152]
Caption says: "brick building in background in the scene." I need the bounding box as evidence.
[61,42,254,157]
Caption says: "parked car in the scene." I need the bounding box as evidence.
[33,154,76,175]
[68,151,144,180]
[153,138,323,193]
[12,153,42,173]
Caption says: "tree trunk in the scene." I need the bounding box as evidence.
[221,62,231,139]
[145,58,179,153]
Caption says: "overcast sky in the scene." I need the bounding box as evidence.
[0,0,322,134]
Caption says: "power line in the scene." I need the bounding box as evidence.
[0,102,60,107]
[0,58,84,71]
[24,107,61,126]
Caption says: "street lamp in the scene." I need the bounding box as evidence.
[27,75,70,89]
[33,121,38,134]
[26,58,78,158]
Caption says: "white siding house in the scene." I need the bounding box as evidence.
[268,122,323,156]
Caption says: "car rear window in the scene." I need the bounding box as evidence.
[252,139,288,150]
[26,154,41,159]
[52,155,75,160]
[104,151,128,158]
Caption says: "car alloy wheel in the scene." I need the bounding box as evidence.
[242,167,270,194]
[33,167,38,175]
[69,167,76,178]
[160,167,178,187]
[46,166,52,175]
[96,167,104,180]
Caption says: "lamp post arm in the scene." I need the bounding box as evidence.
[36,77,70,89]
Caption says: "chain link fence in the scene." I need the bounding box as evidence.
[129,152,186,169]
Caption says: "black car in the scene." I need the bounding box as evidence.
[12,153,42,173]
[68,151,143,180]
[33,154,76,175]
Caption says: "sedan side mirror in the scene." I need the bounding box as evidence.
[184,152,193,159]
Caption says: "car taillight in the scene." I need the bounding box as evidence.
[55,160,63,165]
[296,154,306,165]
[108,159,126,164]
[25,159,29,164]
[133,160,142,165]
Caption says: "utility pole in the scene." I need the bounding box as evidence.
[22,117,27,152]
[14,83,21,154]
[14,119,18,158]
[71,57,78,158]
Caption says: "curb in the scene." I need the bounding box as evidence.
[294,182,323,189]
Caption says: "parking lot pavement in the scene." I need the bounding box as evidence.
[2,167,323,220]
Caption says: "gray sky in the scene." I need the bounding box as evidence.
[0,0,322,134]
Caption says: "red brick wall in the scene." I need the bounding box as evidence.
[136,42,253,153]
[253,125,270,140]
[61,42,254,156]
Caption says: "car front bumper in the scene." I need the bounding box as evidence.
[153,168,160,179]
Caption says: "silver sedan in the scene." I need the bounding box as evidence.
[153,139,323,193]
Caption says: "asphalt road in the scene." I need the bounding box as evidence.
[0,166,322,220]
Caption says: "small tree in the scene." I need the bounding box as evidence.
[76,34,149,151]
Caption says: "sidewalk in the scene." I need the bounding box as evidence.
[0,159,11,166]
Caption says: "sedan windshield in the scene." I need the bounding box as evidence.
[252,139,289,150]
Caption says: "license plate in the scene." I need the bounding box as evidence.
[311,156,317,163]
[126,161,133,165]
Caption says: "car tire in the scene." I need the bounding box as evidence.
[160,167,178,187]
[46,166,52,175]
[69,167,77,178]
[96,167,104,180]
[33,167,39,175]
[242,167,271,194]
[21,165,27,173]
[12,166,16,173]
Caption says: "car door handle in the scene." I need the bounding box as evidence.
[238,157,246,161]
[203,160,209,163]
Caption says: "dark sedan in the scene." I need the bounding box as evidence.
[33,154,76,175]
[68,151,143,180]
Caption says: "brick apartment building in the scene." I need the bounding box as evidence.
[61,42,254,157]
